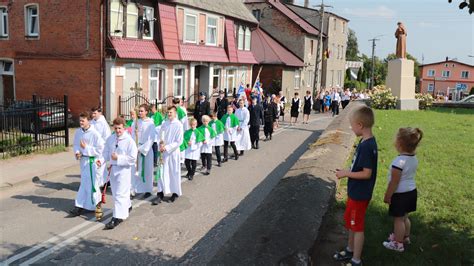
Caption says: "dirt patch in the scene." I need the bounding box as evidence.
[311,129,347,148]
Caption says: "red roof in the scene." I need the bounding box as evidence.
[262,1,320,36]
[237,51,258,64]
[179,44,229,63]
[159,3,181,60]
[110,38,164,60]
[225,19,239,63]
[251,28,304,67]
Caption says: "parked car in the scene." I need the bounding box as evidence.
[0,101,73,132]
[457,95,474,103]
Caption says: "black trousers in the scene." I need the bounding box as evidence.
[342,100,350,109]
[224,141,238,159]
[332,101,340,115]
[201,153,212,170]
[152,142,158,166]
[264,121,273,137]
[184,159,197,176]
[319,99,325,113]
[249,125,260,145]
[214,146,222,162]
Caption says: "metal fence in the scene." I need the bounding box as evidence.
[0,95,71,158]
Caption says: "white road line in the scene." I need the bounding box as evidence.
[18,197,153,266]
[5,114,330,265]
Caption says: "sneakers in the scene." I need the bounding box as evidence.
[387,233,411,245]
[383,240,405,252]
[333,248,353,261]
[68,207,83,217]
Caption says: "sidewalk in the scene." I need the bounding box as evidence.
[0,128,77,190]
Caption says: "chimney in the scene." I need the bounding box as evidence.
[304,0,309,7]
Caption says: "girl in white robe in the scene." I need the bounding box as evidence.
[70,113,104,216]
[235,100,252,155]
[181,118,203,181]
[199,115,216,175]
[221,105,240,161]
[210,113,225,167]
[131,104,156,196]
[154,107,184,204]
[103,118,137,228]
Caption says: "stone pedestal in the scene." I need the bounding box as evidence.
[386,59,419,110]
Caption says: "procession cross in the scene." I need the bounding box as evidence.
[130,82,143,107]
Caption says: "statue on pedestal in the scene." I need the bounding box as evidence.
[395,22,407,59]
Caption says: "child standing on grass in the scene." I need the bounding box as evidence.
[334,106,378,266]
[382,127,423,252]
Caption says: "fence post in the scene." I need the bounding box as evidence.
[118,95,122,117]
[32,94,39,142]
[64,95,69,147]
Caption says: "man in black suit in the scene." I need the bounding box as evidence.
[194,92,210,126]
[248,96,264,149]
[263,94,278,141]
[214,90,229,119]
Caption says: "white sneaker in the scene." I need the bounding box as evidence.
[383,240,404,252]
[387,233,411,245]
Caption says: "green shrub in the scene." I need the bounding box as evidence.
[0,139,14,153]
[369,85,398,109]
[415,93,434,110]
[13,136,33,156]
[344,80,367,90]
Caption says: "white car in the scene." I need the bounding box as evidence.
[457,95,474,103]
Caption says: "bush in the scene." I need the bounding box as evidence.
[344,80,367,90]
[369,85,398,109]
[415,93,434,110]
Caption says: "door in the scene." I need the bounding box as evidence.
[123,66,140,99]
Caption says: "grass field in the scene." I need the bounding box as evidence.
[336,108,474,265]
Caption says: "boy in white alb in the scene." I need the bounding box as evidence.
[91,107,111,187]
[198,115,216,175]
[69,112,105,217]
[181,118,203,181]
[103,117,138,230]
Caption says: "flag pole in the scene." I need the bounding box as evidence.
[252,65,263,89]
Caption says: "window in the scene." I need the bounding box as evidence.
[244,27,251,51]
[310,40,314,56]
[174,68,185,97]
[25,4,39,37]
[212,68,221,89]
[1,60,14,75]
[149,68,165,100]
[294,69,301,89]
[226,69,236,92]
[127,3,138,38]
[237,26,244,50]
[185,14,197,43]
[207,16,217,45]
[427,84,434,92]
[442,70,450,78]
[333,18,337,31]
[143,6,154,39]
[110,0,123,37]
[252,9,261,21]
[342,21,346,33]
[341,45,344,60]
[461,71,469,79]
[0,7,8,38]
[427,69,435,77]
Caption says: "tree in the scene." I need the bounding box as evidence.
[448,0,473,14]
[346,28,360,61]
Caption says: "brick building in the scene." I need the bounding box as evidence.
[0,0,103,116]
[244,0,323,96]
[419,59,474,99]
[105,0,258,120]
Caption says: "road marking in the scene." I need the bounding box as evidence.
[4,114,331,265]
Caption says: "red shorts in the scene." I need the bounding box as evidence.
[344,198,370,232]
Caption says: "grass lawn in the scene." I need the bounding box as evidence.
[336,107,474,265]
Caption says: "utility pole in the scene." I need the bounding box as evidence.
[313,0,332,97]
[368,36,381,89]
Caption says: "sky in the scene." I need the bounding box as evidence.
[295,0,474,65]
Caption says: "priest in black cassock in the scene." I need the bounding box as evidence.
[248,96,263,149]
[194,92,211,126]
[214,90,229,119]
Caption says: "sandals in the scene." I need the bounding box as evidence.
[333,247,353,261]
[387,233,411,245]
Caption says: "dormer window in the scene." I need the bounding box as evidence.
[207,16,217,45]
[184,13,197,43]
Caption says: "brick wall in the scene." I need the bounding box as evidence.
[0,0,102,118]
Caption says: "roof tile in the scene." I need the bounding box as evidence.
[251,28,304,67]
[110,38,164,60]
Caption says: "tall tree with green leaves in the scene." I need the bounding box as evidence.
[346,28,360,61]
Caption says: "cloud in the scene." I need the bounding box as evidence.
[342,6,396,19]
[417,22,440,28]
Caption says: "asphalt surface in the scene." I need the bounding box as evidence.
[0,114,332,265]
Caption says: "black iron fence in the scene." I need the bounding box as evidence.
[0,95,71,158]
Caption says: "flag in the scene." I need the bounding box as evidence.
[236,83,245,98]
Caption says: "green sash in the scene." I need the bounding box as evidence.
[177,106,187,120]
[151,112,164,126]
[220,114,240,128]
[197,125,217,140]
[140,153,145,183]
[180,129,205,151]
[125,119,133,128]
[88,156,96,205]
[209,119,225,135]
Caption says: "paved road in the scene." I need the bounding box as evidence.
[0,114,332,265]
